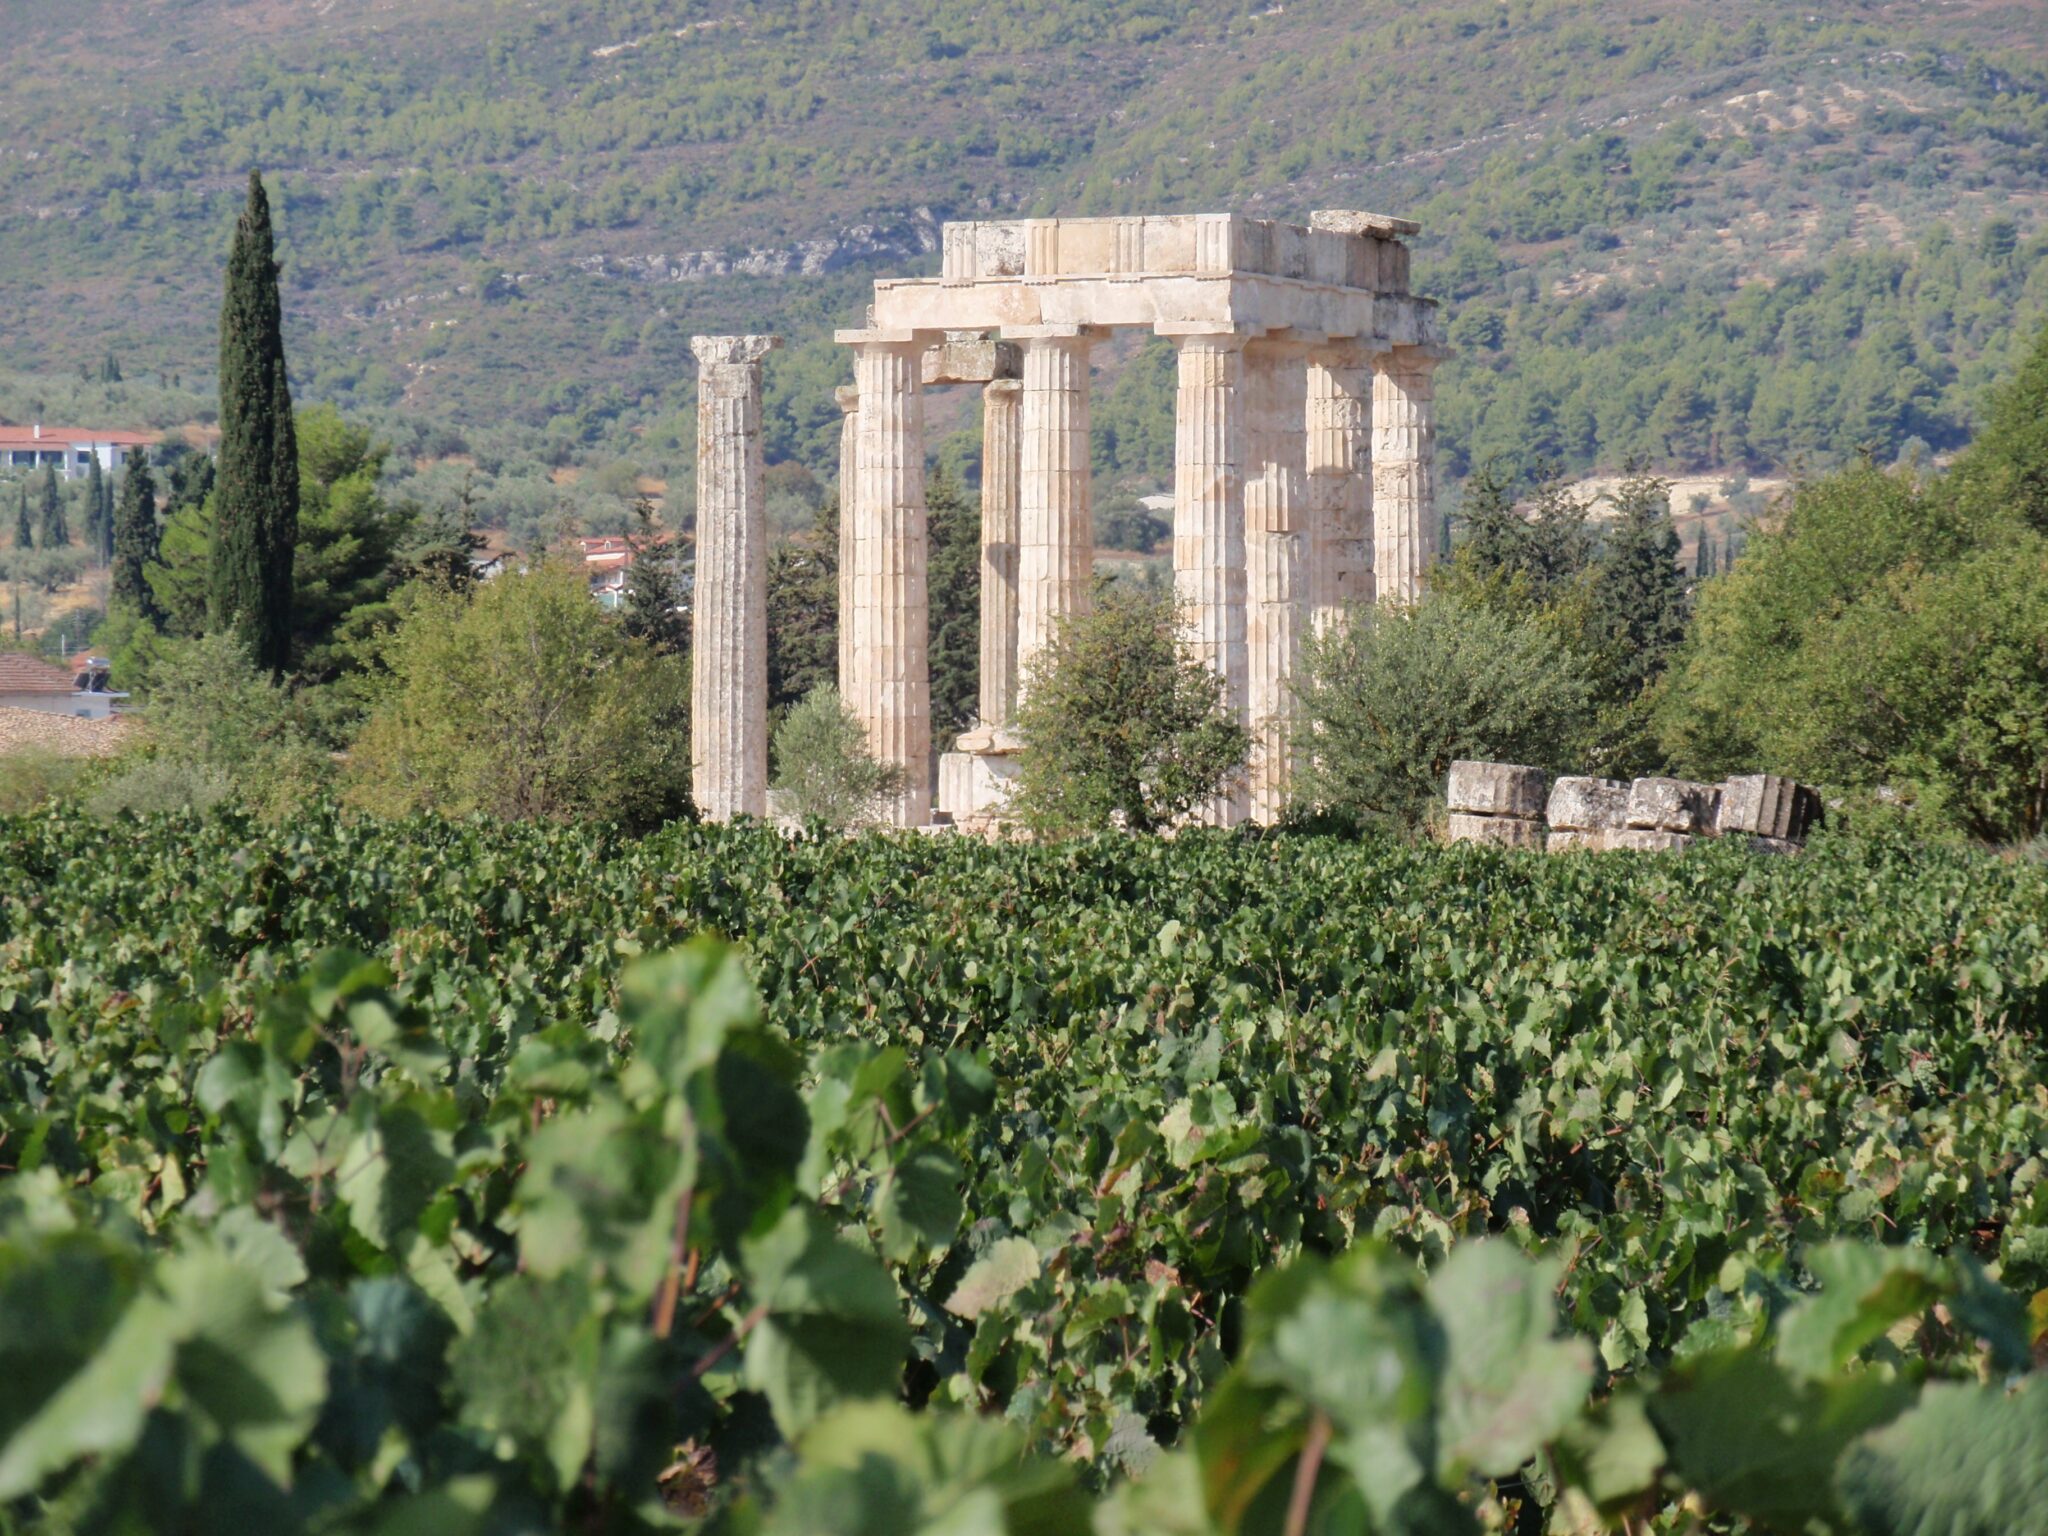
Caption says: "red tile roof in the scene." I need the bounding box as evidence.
[0,653,81,694]
[0,706,132,759]
[0,426,158,451]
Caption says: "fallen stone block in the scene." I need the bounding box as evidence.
[1625,777,1722,834]
[1547,829,1611,853]
[1608,828,1693,853]
[1748,835,1801,855]
[1547,776,1629,831]
[1791,784,1825,838]
[1447,813,1545,849]
[1446,761,1546,819]
[1717,774,1801,838]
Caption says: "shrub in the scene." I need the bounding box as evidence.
[88,755,234,819]
[769,684,902,827]
[347,558,689,825]
[1291,593,1597,833]
[1012,585,1247,834]
[0,748,94,814]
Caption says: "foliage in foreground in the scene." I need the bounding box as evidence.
[2,815,2047,1529]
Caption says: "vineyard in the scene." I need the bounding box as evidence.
[2,808,2046,1533]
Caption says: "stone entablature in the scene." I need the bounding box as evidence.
[938,212,1418,291]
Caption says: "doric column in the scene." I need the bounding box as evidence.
[1307,342,1376,628]
[1244,339,1308,826]
[834,383,859,698]
[850,337,930,826]
[979,377,1022,730]
[1372,345,1444,605]
[689,334,780,822]
[1170,330,1249,825]
[1016,332,1094,695]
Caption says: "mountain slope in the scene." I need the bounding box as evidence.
[2,0,2046,536]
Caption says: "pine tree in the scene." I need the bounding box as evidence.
[212,170,299,673]
[623,496,690,658]
[401,471,484,596]
[36,467,67,547]
[112,451,160,621]
[84,456,108,563]
[1591,461,1689,694]
[145,452,218,638]
[12,484,29,550]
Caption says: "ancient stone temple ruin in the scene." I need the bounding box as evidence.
[692,210,1446,827]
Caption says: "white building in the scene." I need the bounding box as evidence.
[0,653,125,720]
[0,425,156,480]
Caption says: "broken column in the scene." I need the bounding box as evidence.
[846,334,930,826]
[1306,341,1375,629]
[1716,773,1821,853]
[1445,760,1547,848]
[1245,338,1309,825]
[1171,329,1250,825]
[1016,330,1094,694]
[1545,776,1629,852]
[689,334,780,822]
[1372,345,1444,604]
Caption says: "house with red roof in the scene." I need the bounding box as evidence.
[0,424,157,479]
[0,652,125,720]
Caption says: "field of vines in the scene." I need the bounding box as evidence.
[2,807,2046,1534]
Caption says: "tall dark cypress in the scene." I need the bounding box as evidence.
[36,467,67,547]
[212,170,299,672]
[12,484,29,550]
[112,451,160,621]
[84,456,108,562]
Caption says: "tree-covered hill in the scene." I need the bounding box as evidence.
[2,0,2046,528]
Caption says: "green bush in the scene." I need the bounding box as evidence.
[769,684,903,827]
[0,749,93,814]
[347,558,690,825]
[1292,593,1597,832]
[1012,585,1247,833]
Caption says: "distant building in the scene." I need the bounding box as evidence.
[0,425,157,479]
[577,535,638,609]
[0,652,126,720]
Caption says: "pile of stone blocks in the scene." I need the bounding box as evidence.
[1447,763,1821,854]
[1445,760,1548,848]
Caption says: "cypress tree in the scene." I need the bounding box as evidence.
[112,451,161,621]
[1591,461,1689,694]
[212,170,299,673]
[84,456,108,562]
[37,466,67,547]
[12,484,29,550]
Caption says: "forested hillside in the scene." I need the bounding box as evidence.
[3,0,2046,533]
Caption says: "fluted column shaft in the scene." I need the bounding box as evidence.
[979,377,1022,729]
[1372,347,1443,604]
[1307,344,1375,628]
[690,334,780,822]
[1245,341,1308,826]
[834,384,859,697]
[1171,331,1249,825]
[1016,335,1094,695]
[851,341,930,826]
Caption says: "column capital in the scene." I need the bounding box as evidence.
[691,333,781,369]
[1384,342,1451,370]
[834,384,859,413]
[983,376,1023,399]
[1007,324,1098,342]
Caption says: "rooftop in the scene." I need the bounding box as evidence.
[0,653,82,694]
[0,705,132,759]
[0,426,158,451]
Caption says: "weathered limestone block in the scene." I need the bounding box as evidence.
[922,331,1021,385]
[1547,776,1629,832]
[1609,828,1694,853]
[1716,774,1803,839]
[1446,760,1546,819]
[1547,829,1611,853]
[1748,835,1802,856]
[1792,784,1825,839]
[936,748,1021,824]
[1625,777,1722,834]
[1448,813,1545,849]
